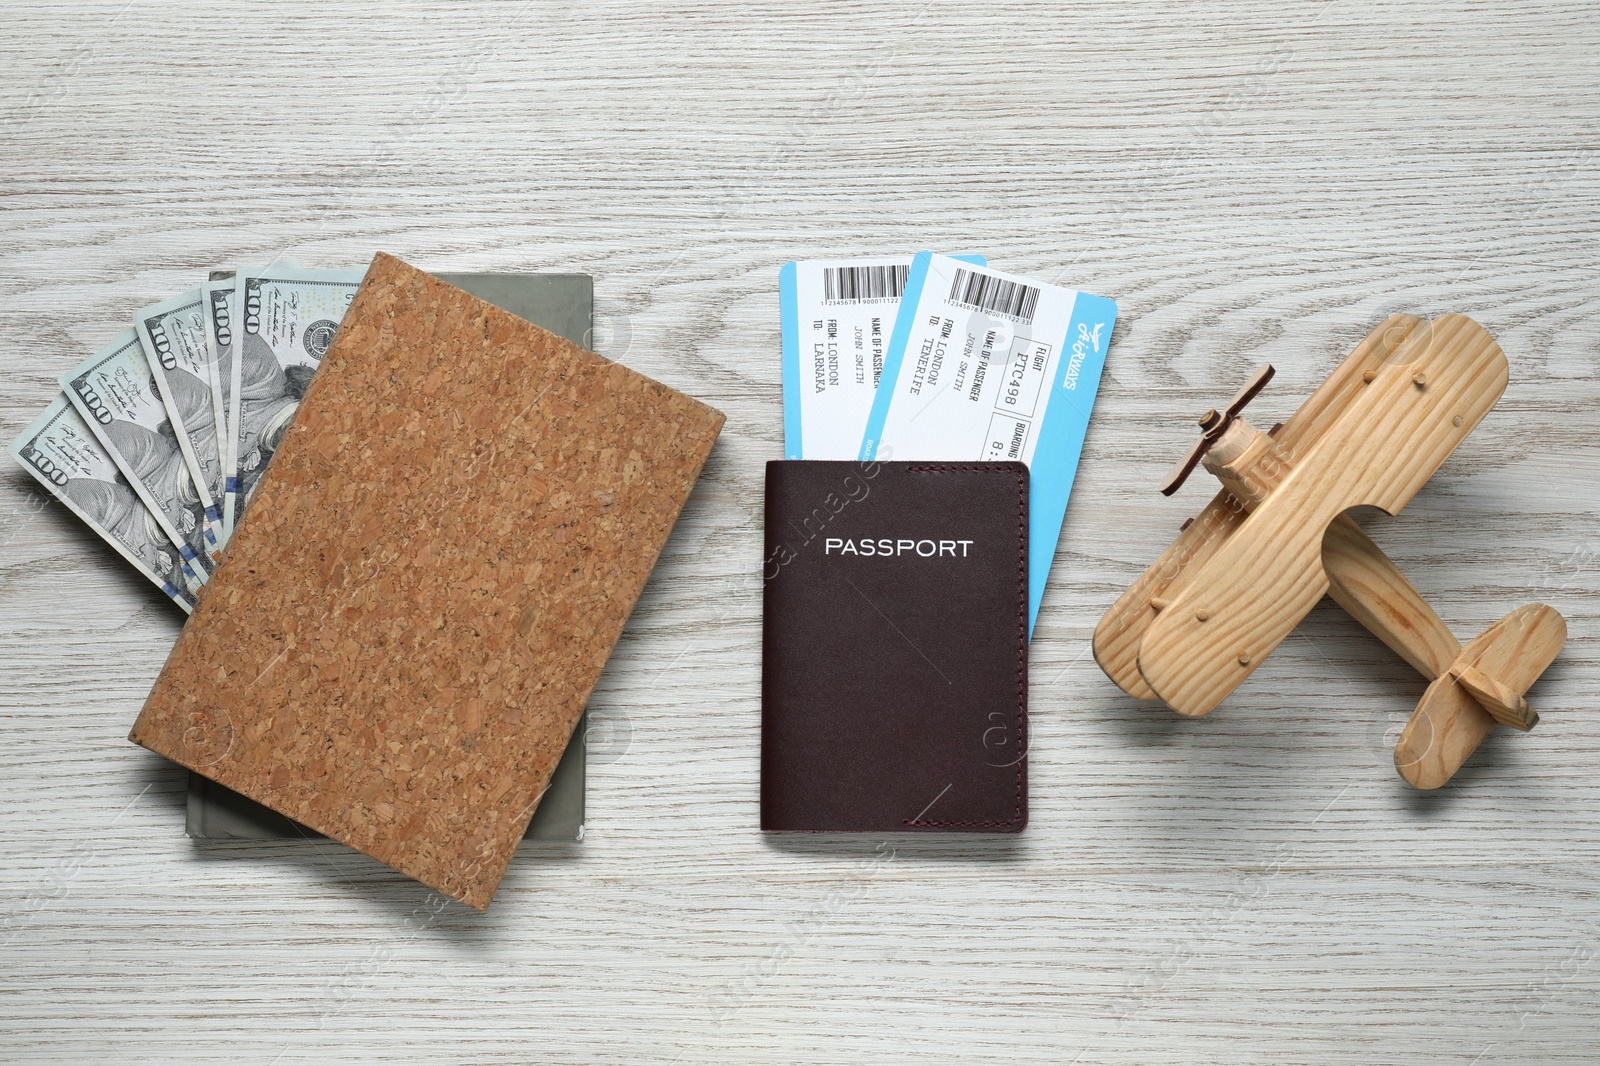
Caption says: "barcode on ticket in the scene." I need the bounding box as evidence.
[947,268,1041,324]
[823,264,909,303]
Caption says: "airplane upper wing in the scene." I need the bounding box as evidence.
[1135,315,1508,716]
[1092,313,1427,700]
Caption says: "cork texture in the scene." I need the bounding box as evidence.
[129,253,725,909]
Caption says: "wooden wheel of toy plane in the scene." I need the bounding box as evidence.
[1092,314,1566,789]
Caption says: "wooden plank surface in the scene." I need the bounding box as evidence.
[1,1,1597,1062]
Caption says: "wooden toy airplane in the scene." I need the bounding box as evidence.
[1094,313,1566,788]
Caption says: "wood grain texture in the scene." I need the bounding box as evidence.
[1322,511,1462,680]
[1452,662,1538,731]
[1,1,1598,1063]
[1208,407,1556,780]
[1399,603,1569,788]
[1140,315,1509,715]
[1093,313,1423,701]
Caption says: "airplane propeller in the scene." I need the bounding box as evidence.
[1159,364,1275,496]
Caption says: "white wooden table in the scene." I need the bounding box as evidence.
[3,2,1597,1062]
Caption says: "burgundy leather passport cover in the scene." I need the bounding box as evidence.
[761,461,1028,832]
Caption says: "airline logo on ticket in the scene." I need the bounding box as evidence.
[780,254,983,460]
[860,252,1116,633]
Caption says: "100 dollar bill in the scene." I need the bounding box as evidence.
[231,264,363,513]
[135,289,226,546]
[204,260,298,540]
[201,273,238,539]
[9,395,196,612]
[60,329,215,585]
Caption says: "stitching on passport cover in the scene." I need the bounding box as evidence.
[902,464,1026,828]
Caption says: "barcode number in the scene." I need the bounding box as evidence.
[823,264,909,303]
[947,268,1040,324]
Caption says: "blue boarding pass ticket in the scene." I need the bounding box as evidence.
[780,254,984,459]
[859,252,1116,635]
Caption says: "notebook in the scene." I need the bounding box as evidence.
[132,253,724,908]
[185,271,595,843]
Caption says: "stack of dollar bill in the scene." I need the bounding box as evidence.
[9,263,365,613]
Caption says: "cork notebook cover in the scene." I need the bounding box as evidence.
[129,253,724,909]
